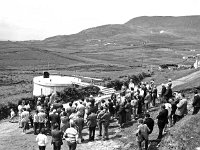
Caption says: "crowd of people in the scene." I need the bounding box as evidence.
[14,78,200,150]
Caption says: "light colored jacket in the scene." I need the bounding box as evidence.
[136,124,150,141]
[176,98,187,116]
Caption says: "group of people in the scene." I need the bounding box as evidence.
[15,78,200,150]
[135,83,200,150]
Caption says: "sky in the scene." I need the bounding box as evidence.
[0,0,200,41]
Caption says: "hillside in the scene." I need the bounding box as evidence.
[42,15,200,48]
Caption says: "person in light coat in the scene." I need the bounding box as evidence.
[174,93,187,124]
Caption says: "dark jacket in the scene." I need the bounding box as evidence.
[49,113,60,124]
[164,88,173,101]
[51,129,63,145]
[144,117,154,134]
[161,86,166,97]
[192,94,200,108]
[87,113,97,127]
[157,109,168,126]
[74,117,84,131]
[118,105,126,124]
[101,111,111,125]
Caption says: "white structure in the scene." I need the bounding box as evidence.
[194,54,200,69]
[33,75,82,96]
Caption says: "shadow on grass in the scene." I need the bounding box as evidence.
[148,132,168,150]
[148,139,161,150]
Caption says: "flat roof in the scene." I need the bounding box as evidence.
[33,75,81,87]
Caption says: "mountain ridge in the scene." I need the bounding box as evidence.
[41,15,200,48]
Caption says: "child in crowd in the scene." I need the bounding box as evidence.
[36,128,48,150]
[10,108,15,123]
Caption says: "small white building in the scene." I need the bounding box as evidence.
[33,75,82,96]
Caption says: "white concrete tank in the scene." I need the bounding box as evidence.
[33,75,81,96]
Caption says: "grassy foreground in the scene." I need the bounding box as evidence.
[159,113,200,150]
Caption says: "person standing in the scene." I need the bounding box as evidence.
[174,93,187,124]
[144,90,152,113]
[156,105,168,139]
[60,112,70,133]
[64,121,78,150]
[97,106,105,136]
[76,101,85,119]
[87,110,97,141]
[125,100,132,122]
[131,96,138,119]
[49,109,60,130]
[101,108,111,140]
[136,118,150,150]
[152,85,157,106]
[9,108,15,123]
[128,79,135,91]
[38,109,46,133]
[160,84,166,103]
[73,112,84,142]
[21,108,30,134]
[118,103,126,128]
[192,90,200,115]
[51,124,63,150]
[36,128,48,150]
[108,99,115,118]
[33,110,39,135]
[164,83,173,103]
[144,113,154,134]
[18,101,23,128]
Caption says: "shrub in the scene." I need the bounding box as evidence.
[0,102,18,120]
[58,85,100,103]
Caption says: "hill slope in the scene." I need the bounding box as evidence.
[42,15,200,48]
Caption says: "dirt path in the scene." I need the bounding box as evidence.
[1,69,200,150]
[0,120,122,150]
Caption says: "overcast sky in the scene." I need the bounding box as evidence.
[0,0,200,41]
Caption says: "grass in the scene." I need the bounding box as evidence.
[159,113,200,150]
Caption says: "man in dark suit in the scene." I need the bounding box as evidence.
[156,105,168,139]
[49,109,60,130]
[164,83,173,103]
[101,108,111,140]
[144,113,154,134]
[192,90,200,115]
[160,84,166,103]
[87,110,97,141]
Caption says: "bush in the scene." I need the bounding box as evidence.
[58,85,100,103]
[0,102,18,120]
